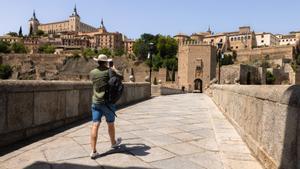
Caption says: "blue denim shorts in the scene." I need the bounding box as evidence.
[91,103,116,123]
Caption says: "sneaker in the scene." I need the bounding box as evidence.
[90,151,99,159]
[111,137,122,149]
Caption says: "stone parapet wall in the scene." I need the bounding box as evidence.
[211,85,300,169]
[0,80,150,147]
[151,85,184,96]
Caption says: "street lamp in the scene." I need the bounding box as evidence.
[148,42,154,85]
[217,42,223,84]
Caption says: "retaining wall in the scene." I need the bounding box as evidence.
[211,85,300,169]
[0,80,150,147]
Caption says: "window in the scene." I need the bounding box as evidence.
[261,35,264,38]
[231,38,233,41]
[238,37,241,40]
[236,46,238,49]
[261,40,264,43]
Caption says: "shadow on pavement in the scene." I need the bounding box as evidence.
[24,161,155,169]
[0,118,90,156]
[94,143,151,159]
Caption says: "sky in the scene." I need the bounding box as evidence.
[0,0,299,39]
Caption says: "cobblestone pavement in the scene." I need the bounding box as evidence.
[0,94,263,169]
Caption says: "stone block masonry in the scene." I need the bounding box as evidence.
[211,85,300,169]
[0,80,151,147]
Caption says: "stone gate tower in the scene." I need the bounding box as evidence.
[178,41,217,92]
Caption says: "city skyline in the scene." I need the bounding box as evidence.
[0,0,300,38]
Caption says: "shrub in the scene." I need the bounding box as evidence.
[0,64,13,79]
[266,71,276,84]
[221,54,234,66]
[38,44,55,54]
[11,42,27,53]
[0,41,10,53]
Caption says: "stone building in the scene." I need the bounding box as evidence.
[255,32,279,47]
[178,42,217,92]
[174,33,190,43]
[25,7,135,53]
[78,20,124,51]
[124,39,135,54]
[177,26,257,51]
[0,35,22,44]
[29,6,97,35]
[276,32,300,46]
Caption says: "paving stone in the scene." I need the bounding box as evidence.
[190,138,219,152]
[223,158,263,169]
[0,150,25,162]
[44,141,88,162]
[152,127,183,134]
[144,135,181,146]
[169,132,203,141]
[1,150,48,169]
[52,157,99,169]
[96,153,152,168]
[150,157,205,169]
[183,151,224,169]
[130,147,175,163]
[163,142,205,155]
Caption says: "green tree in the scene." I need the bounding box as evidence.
[0,41,10,53]
[18,26,23,37]
[82,48,96,58]
[11,42,27,53]
[0,64,13,79]
[156,36,178,58]
[133,33,158,60]
[113,48,124,56]
[221,54,234,66]
[36,30,45,37]
[7,32,18,37]
[266,71,276,84]
[163,57,178,71]
[99,48,112,57]
[38,44,55,54]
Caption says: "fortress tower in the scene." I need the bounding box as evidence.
[68,5,80,32]
[28,10,40,35]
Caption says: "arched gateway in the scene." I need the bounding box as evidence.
[194,79,203,93]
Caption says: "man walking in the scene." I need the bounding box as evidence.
[89,54,122,159]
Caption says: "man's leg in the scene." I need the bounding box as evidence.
[91,122,100,152]
[107,122,116,145]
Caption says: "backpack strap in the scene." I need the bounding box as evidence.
[108,68,113,79]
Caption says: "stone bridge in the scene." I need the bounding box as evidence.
[1,81,300,169]
[0,94,263,169]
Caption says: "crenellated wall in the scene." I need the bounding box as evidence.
[211,85,300,169]
[0,80,151,147]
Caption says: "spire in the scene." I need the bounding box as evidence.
[74,4,77,14]
[207,25,211,34]
[33,10,36,19]
[101,18,104,28]
[72,4,79,17]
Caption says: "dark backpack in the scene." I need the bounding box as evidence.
[105,68,124,104]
